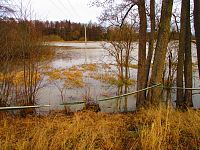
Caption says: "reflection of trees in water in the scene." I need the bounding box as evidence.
[103,25,137,112]
[0,58,50,105]
[116,85,129,112]
[0,60,45,115]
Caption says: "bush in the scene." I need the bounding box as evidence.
[43,34,64,42]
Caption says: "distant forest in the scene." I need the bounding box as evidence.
[1,17,187,42]
[0,18,106,41]
[34,20,106,41]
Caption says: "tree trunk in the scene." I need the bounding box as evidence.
[147,0,173,106]
[194,0,200,78]
[145,0,155,89]
[184,0,193,107]
[176,0,186,108]
[136,0,147,108]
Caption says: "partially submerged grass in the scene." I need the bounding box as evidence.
[89,72,136,86]
[89,72,118,85]
[46,69,85,88]
[0,107,199,150]
[79,64,97,72]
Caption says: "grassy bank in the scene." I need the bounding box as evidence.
[0,107,199,150]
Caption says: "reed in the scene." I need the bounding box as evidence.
[0,106,199,150]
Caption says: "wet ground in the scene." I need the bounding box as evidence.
[38,42,137,113]
[37,42,200,113]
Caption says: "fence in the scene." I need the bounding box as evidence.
[0,105,51,111]
[1,83,200,110]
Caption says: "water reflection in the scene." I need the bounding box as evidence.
[38,42,200,113]
[38,42,138,113]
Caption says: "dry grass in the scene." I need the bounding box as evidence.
[89,72,136,86]
[79,64,97,72]
[0,107,199,150]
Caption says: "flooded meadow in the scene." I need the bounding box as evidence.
[36,42,200,113]
[38,42,138,113]
[1,41,199,113]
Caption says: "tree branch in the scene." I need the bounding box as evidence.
[120,4,135,28]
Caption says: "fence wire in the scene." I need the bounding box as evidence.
[1,83,200,110]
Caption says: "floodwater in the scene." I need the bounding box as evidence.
[37,42,200,113]
[38,42,137,113]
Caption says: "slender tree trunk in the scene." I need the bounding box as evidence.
[125,50,129,85]
[147,0,173,106]
[145,0,155,89]
[124,84,128,112]
[120,48,124,82]
[166,51,172,104]
[184,0,193,107]
[136,0,147,108]
[176,0,186,108]
[194,0,200,78]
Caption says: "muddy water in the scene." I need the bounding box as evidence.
[38,42,137,113]
[37,42,200,113]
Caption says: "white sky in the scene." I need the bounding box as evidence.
[13,0,102,23]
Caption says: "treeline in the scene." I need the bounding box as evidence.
[0,18,106,41]
[34,20,106,41]
[0,17,190,43]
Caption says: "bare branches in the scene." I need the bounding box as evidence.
[0,0,14,18]
[120,4,135,28]
[92,0,138,27]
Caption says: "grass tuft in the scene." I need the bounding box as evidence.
[0,107,199,150]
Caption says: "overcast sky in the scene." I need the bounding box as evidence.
[13,0,102,23]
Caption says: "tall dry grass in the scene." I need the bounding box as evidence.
[0,107,199,150]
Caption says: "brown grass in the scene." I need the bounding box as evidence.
[0,107,199,150]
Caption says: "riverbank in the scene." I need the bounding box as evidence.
[0,107,199,149]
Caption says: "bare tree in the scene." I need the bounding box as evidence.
[176,0,187,108]
[145,0,155,96]
[104,25,136,87]
[136,0,147,108]
[184,0,193,107]
[147,0,174,105]
[193,0,200,78]
[0,1,49,115]
[0,0,14,18]
[177,0,193,108]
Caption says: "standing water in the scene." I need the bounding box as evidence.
[37,42,200,113]
[38,42,137,113]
